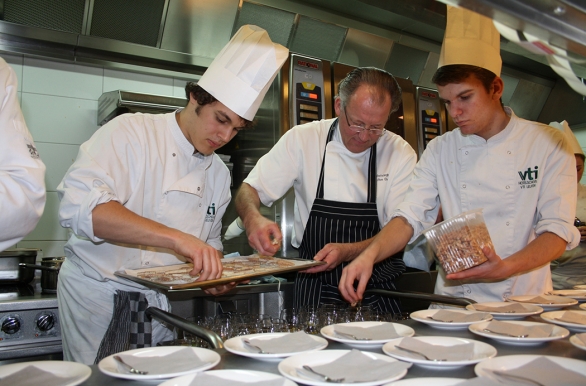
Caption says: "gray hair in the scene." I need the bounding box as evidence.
[336,67,402,114]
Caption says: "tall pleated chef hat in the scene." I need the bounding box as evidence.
[550,120,584,156]
[198,25,289,121]
[438,5,502,76]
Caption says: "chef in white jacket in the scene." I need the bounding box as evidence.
[0,56,46,252]
[57,25,288,364]
[236,67,417,313]
[340,6,580,305]
[549,120,586,289]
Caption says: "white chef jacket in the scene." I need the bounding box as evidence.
[394,108,580,303]
[56,111,231,363]
[551,183,586,289]
[58,111,231,282]
[244,118,417,247]
[0,57,46,252]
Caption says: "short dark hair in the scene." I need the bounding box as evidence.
[184,82,254,129]
[432,65,497,93]
[336,67,402,115]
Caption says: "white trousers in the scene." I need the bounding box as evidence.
[57,258,174,365]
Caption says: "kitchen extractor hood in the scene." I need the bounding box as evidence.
[2,0,586,126]
[98,90,186,126]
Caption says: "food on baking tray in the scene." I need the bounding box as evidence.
[132,255,296,285]
[423,208,493,274]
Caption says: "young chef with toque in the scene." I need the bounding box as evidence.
[56,25,288,364]
[339,6,580,306]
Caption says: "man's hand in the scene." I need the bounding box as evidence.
[235,183,282,255]
[338,254,375,305]
[246,216,283,256]
[203,282,237,296]
[445,246,508,281]
[303,243,351,273]
[173,234,223,281]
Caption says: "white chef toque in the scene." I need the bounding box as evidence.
[549,120,584,156]
[198,25,289,121]
[438,5,502,76]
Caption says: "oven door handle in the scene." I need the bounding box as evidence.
[145,307,224,349]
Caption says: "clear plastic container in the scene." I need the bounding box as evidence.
[423,208,493,274]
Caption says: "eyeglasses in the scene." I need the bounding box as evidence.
[343,109,386,137]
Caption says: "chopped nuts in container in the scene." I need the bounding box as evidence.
[423,208,493,274]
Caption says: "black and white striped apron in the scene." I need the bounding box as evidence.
[293,120,405,314]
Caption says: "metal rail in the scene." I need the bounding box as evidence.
[364,289,476,307]
[145,307,224,349]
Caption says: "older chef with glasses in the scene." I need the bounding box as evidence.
[236,67,417,315]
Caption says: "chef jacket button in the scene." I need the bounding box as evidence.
[507,151,511,155]
[466,289,471,294]
[506,222,510,226]
[145,262,150,265]
[462,184,466,188]
[197,187,200,191]
[465,151,468,155]
[506,185,510,189]
[172,153,176,157]
[199,204,202,207]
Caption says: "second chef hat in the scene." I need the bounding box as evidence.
[198,25,289,121]
[550,120,584,156]
[438,5,502,76]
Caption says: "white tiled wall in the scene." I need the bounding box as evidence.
[3,53,194,258]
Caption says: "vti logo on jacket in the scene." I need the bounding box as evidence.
[518,166,538,189]
[205,203,216,222]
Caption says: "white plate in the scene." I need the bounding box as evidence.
[549,289,586,301]
[506,295,578,310]
[98,346,220,380]
[278,349,407,386]
[0,361,91,386]
[320,321,414,348]
[158,369,298,386]
[410,309,492,330]
[383,378,466,386]
[382,336,496,370]
[474,355,586,379]
[540,310,586,332]
[465,301,543,319]
[570,333,586,351]
[224,332,328,360]
[468,320,569,345]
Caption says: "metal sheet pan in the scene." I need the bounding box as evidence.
[114,256,324,291]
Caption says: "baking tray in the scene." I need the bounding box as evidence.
[114,255,325,291]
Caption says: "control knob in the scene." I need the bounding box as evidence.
[36,313,55,332]
[1,316,21,335]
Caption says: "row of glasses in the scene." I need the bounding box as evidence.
[173,302,402,347]
[177,313,289,347]
[280,302,399,335]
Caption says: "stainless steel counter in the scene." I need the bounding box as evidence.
[79,316,586,385]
